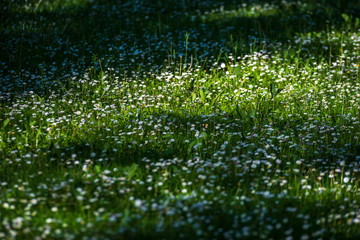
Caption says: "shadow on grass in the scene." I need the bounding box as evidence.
[1,0,360,98]
[1,108,360,239]
[2,108,359,182]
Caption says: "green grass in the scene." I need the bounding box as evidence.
[1,0,360,239]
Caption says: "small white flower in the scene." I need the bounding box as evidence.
[134,199,142,207]
[82,165,88,172]
[46,218,53,224]
[12,217,24,229]
[286,207,297,212]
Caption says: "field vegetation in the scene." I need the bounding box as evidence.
[1,0,360,239]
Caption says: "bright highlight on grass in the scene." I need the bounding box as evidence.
[1,0,360,239]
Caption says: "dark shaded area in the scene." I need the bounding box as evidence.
[1,0,359,41]
[0,0,360,98]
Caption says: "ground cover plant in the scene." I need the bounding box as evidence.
[1,0,360,239]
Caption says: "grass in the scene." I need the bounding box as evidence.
[1,0,360,239]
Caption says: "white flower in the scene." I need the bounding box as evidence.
[134,199,142,207]
[82,165,88,172]
[286,207,297,212]
[12,217,24,229]
[46,218,53,224]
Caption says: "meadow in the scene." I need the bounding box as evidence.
[1,0,360,239]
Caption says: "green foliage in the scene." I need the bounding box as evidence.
[1,0,360,239]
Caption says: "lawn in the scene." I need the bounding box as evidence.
[1,0,360,239]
